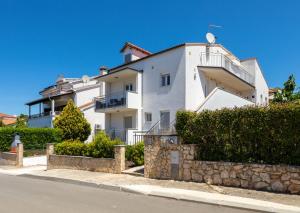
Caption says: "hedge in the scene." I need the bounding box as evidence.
[54,131,123,158]
[126,142,144,166]
[55,140,86,156]
[176,103,300,165]
[0,128,62,151]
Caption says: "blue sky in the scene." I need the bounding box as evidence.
[0,0,300,115]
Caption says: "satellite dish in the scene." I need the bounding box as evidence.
[82,75,90,83]
[206,32,216,44]
[56,74,64,83]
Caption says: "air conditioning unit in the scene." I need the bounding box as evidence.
[95,124,102,130]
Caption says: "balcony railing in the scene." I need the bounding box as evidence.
[200,53,255,85]
[29,111,61,119]
[95,91,139,110]
[106,128,142,145]
[95,92,126,110]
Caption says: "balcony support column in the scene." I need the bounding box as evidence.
[39,103,42,116]
[28,105,31,118]
[50,99,55,128]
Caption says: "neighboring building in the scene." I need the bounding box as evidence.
[94,41,269,144]
[0,113,17,126]
[26,76,105,141]
[269,87,280,101]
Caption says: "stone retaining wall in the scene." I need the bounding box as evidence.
[0,152,17,162]
[47,144,126,174]
[144,135,300,194]
[0,144,23,167]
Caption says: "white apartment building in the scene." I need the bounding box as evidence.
[94,42,268,144]
[26,76,104,141]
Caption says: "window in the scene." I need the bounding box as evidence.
[94,124,102,135]
[145,113,152,122]
[125,83,133,91]
[161,74,170,87]
[124,54,132,63]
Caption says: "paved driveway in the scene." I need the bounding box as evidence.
[23,155,46,166]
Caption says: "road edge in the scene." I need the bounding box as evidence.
[19,174,299,213]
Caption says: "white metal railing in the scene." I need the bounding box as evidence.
[200,53,255,85]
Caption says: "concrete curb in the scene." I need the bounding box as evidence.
[20,174,300,213]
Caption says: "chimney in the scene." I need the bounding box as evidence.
[99,66,108,76]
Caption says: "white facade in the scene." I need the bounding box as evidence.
[26,76,105,142]
[95,42,269,144]
[27,41,269,145]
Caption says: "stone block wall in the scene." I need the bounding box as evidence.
[47,144,126,174]
[0,143,23,167]
[144,135,300,194]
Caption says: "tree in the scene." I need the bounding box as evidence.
[273,74,298,102]
[15,114,28,128]
[0,119,4,127]
[53,100,91,142]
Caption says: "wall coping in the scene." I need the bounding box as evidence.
[193,160,300,169]
[50,154,114,161]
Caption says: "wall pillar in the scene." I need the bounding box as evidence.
[144,135,161,178]
[114,145,126,174]
[16,143,23,167]
[46,143,54,170]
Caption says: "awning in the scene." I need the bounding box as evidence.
[25,91,74,106]
[95,67,142,83]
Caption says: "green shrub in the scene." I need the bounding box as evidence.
[126,142,144,166]
[176,103,300,165]
[55,140,86,156]
[54,100,91,142]
[54,131,123,158]
[0,127,62,152]
[85,131,123,158]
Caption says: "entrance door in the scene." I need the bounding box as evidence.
[160,111,170,131]
[124,116,133,144]
[124,116,133,129]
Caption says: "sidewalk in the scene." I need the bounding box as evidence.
[7,168,298,213]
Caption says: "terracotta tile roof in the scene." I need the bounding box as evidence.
[2,119,16,126]
[269,88,280,95]
[120,42,152,55]
[0,113,16,119]
[0,113,17,126]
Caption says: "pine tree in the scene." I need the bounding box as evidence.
[54,100,91,142]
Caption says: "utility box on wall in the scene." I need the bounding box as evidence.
[170,151,179,179]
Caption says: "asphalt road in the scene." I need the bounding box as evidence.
[0,174,259,213]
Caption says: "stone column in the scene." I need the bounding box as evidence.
[114,145,126,174]
[144,135,161,178]
[16,143,23,167]
[46,143,54,170]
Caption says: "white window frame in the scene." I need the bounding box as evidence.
[125,83,133,91]
[145,112,152,122]
[161,74,170,87]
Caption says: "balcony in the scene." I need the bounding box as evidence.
[199,53,255,91]
[27,111,62,128]
[95,91,141,113]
